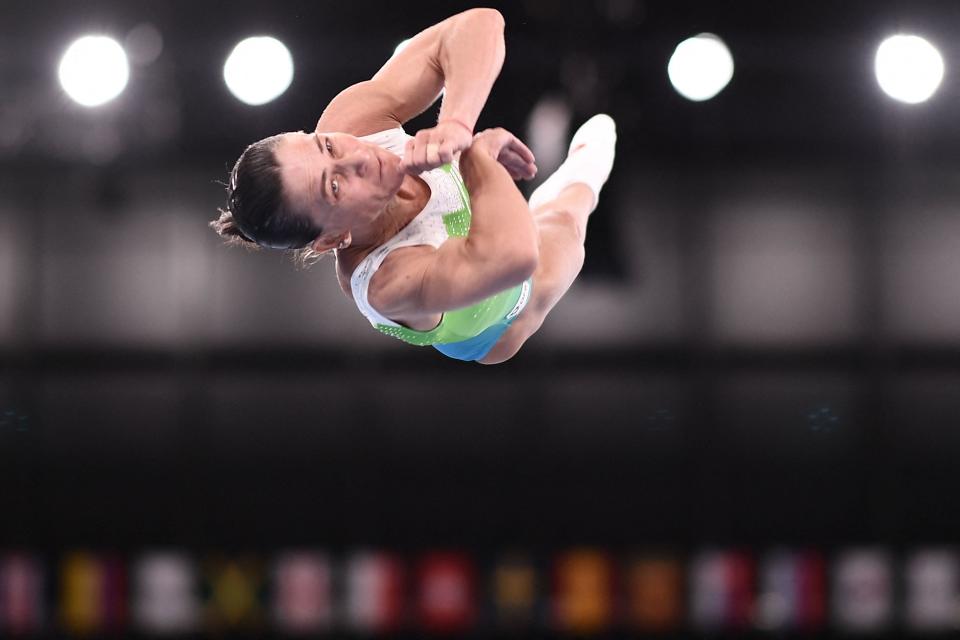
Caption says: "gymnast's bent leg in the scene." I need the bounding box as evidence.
[477,114,617,364]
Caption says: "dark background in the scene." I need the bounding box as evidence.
[1,0,959,583]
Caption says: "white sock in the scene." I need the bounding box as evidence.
[528,113,617,214]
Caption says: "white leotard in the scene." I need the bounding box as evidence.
[349,127,472,329]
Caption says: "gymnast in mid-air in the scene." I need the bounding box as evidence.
[211,8,616,363]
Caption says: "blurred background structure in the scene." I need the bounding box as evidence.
[1,0,960,635]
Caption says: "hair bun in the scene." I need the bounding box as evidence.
[209,209,258,247]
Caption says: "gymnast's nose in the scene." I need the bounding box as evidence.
[341,146,369,178]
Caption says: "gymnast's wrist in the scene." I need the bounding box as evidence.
[439,118,474,136]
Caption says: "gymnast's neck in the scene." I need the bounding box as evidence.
[349,173,431,253]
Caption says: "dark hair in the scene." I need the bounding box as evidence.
[210,134,323,251]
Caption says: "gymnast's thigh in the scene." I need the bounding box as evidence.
[475,306,547,365]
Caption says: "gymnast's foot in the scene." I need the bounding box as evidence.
[528,113,617,214]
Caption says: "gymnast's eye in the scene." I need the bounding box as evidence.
[325,138,334,155]
[331,178,340,197]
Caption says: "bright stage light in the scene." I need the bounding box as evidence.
[58,36,129,107]
[875,35,944,104]
[667,33,734,102]
[223,36,294,106]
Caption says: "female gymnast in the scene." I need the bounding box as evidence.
[211,8,616,364]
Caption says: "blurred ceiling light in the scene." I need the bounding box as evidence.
[667,33,734,102]
[58,36,130,107]
[223,36,294,106]
[526,95,572,176]
[875,34,944,104]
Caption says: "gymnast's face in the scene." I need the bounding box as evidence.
[274,131,405,239]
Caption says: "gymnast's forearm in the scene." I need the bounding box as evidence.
[436,9,506,132]
[459,146,539,279]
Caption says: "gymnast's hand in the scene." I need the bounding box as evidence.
[399,121,474,174]
[469,128,538,181]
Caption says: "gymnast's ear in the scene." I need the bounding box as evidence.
[309,231,351,253]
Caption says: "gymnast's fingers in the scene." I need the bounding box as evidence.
[437,139,456,164]
[506,135,536,165]
[412,131,431,171]
[400,138,414,173]
[498,148,537,180]
[425,139,442,167]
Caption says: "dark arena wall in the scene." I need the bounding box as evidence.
[1,1,960,637]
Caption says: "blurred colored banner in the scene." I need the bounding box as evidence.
[491,553,539,629]
[905,548,960,631]
[132,552,199,634]
[416,552,475,633]
[60,552,125,634]
[552,549,614,633]
[756,549,825,631]
[832,549,893,632]
[625,553,683,631]
[689,549,754,631]
[203,556,264,631]
[272,551,332,634]
[0,553,45,635]
[345,551,405,633]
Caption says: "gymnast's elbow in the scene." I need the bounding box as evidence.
[465,233,538,288]
[461,8,505,30]
[500,241,539,284]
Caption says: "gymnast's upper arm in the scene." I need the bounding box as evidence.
[315,15,452,135]
[374,238,536,319]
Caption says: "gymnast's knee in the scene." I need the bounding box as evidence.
[475,312,545,365]
[534,206,587,245]
[476,340,523,365]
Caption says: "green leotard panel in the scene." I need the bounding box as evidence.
[372,164,526,347]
